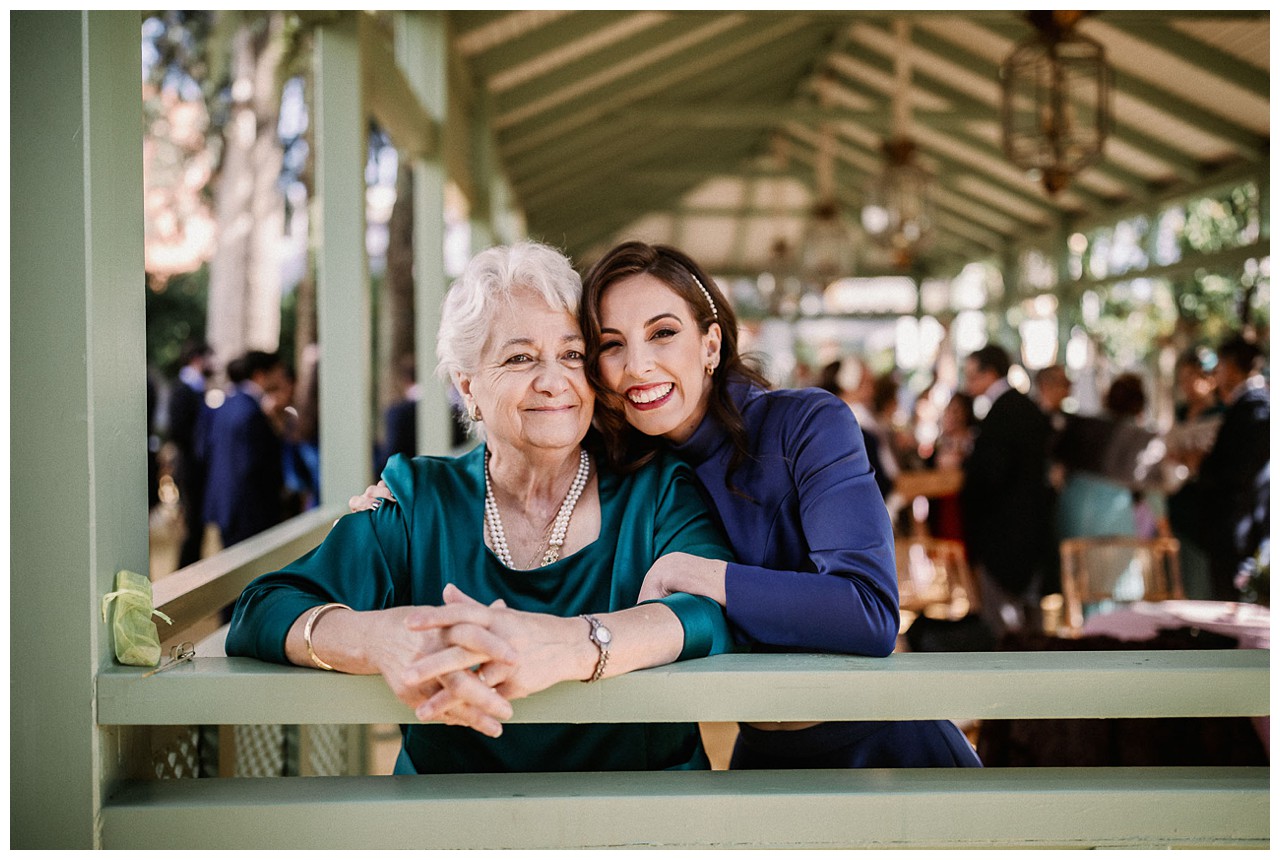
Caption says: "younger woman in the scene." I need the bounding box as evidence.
[581,241,980,769]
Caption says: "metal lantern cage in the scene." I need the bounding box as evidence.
[800,199,858,291]
[1000,12,1112,195]
[862,138,937,270]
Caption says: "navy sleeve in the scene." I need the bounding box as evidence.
[724,395,900,656]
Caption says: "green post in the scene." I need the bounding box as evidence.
[314,14,374,496]
[469,86,497,252]
[1055,215,1075,366]
[11,11,146,848]
[398,11,455,455]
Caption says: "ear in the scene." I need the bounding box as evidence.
[453,371,475,409]
[704,322,723,367]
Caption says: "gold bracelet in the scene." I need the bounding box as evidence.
[303,602,351,671]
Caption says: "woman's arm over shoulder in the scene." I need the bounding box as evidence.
[226,460,418,664]
[726,389,899,656]
[641,453,737,659]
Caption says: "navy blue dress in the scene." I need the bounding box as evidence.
[670,382,981,768]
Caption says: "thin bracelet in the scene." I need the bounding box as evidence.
[303,602,352,671]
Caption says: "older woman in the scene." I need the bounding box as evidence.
[227,241,733,775]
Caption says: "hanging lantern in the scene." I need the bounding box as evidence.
[1000,11,1111,194]
[798,71,856,294]
[862,138,935,270]
[800,199,856,292]
[861,20,934,270]
[762,236,802,316]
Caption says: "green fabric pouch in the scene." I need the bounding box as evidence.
[101,569,172,667]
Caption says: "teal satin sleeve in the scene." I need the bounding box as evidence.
[646,592,737,660]
[227,495,410,665]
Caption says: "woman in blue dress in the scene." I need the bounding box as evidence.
[577,241,980,769]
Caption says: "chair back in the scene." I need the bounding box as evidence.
[895,536,981,621]
[1059,536,1184,633]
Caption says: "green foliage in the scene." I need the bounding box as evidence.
[1091,279,1179,368]
[145,269,209,376]
[1065,181,1268,366]
[1180,183,1261,255]
[279,285,298,372]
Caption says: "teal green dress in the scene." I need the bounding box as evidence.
[227,445,735,774]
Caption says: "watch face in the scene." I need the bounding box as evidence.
[596,625,612,645]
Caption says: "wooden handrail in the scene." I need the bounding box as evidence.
[150,505,344,643]
[97,649,1269,727]
[97,642,1269,849]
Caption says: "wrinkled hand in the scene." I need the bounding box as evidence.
[637,552,728,606]
[365,603,516,737]
[349,480,395,513]
[408,584,588,720]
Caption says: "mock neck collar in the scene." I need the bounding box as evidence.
[669,379,758,466]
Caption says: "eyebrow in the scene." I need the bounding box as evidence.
[601,312,681,335]
[497,333,583,350]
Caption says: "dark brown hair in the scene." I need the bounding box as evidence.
[1104,372,1146,418]
[580,241,770,486]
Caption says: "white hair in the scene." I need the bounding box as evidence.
[436,241,582,431]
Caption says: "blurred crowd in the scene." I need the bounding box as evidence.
[147,340,320,572]
[806,330,1270,635]
[150,329,1269,623]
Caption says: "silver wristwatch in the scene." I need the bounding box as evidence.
[582,614,611,682]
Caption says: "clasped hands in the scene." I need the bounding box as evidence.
[377,583,585,739]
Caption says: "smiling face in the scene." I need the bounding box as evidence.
[455,287,593,458]
[596,272,722,444]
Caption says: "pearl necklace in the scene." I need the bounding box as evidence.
[484,448,590,569]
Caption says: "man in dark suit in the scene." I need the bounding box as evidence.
[1193,334,1269,600]
[379,353,419,474]
[960,344,1055,635]
[201,350,288,549]
[167,339,214,567]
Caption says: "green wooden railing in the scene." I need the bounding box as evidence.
[98,647,1268,849]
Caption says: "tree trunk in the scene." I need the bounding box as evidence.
[380,162,416,416]
[207,12,287,376]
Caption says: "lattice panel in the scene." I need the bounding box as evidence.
[304,725,348,776]
[151,726,201,779]
[234,724,287,777]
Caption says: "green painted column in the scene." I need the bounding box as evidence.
[11,11,147,848]
[314,14,375,497]
[469,86,497,252]
[398,11,455,455]
[1054,216,1075,367]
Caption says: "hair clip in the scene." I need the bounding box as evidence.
[691,274,718,319]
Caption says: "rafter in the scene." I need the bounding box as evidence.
[1102,19,1268,97]
[453,10,1268,280]
[497,15,817,159]
[894,26,1212,188]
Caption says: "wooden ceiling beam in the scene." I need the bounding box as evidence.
[1103,19,1269,97]
[496,15,816,159]
[898,26,1209,188]
[492,12,750,123]
[459,11,645,79]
